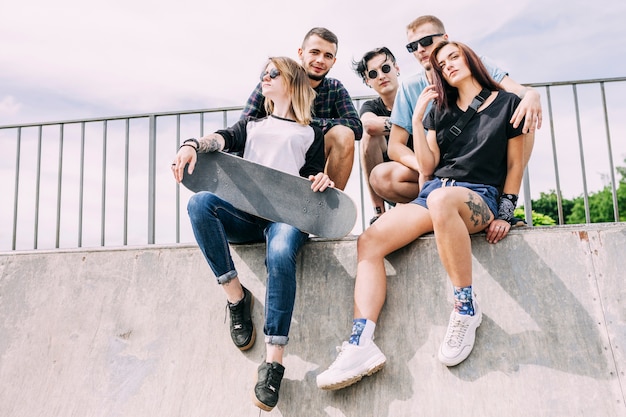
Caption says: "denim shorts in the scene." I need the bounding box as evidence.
[411,177,499,216]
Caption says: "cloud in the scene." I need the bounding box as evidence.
[3,0,625,126]
[0,96,22,121]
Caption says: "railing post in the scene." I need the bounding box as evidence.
[34,126,42,249]
[600,82,620,221]
[123,119,130,245]
[522,168,533,224]
[572,85,591,224]
[78,122,85,247]
[100,120,108,246]
[148,115,157,244]
[175,115,181,243]
[55,124,64,248]
[545,86,565,225]
[11,128,22,251]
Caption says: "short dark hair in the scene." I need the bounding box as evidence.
[302,27,339,49]
[352,47,397,83]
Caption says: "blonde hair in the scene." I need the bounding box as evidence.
[406,15,446,34]
[263,57,316,125]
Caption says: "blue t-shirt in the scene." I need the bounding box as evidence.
[390,56,508,135]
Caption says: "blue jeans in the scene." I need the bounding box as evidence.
[187,191,308,345]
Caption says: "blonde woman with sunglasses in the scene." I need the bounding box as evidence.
[172,56,333,412]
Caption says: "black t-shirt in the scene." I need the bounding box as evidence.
[423,91,523,187]
[360,97,414,151]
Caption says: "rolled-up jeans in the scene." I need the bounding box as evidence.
[187,191,308,345]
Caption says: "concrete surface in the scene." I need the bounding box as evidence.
[0,223,625,417]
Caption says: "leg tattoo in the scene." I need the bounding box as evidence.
[464,193,492,227]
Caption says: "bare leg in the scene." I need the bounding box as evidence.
[369,161,421,204]
[354,203,433,321]
[317,203,433,390]
[427,187,493,287]
[360,132,387,214]
[222,277,244,303]
[266,343,285,364]
[324,125,355,190]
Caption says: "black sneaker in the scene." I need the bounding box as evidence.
[227,286,255,351]
[253,361,285,411]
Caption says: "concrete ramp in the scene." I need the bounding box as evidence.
[1,224,625,416]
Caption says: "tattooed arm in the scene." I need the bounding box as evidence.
[171,133,226,183]
[198,134,225,153]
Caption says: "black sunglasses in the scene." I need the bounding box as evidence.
[405,33,444,53]
[260,68,281,81]
[367,64,392,79]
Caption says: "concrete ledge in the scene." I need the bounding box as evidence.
[1,224,625,416]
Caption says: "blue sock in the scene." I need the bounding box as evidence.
[454,286,474,316]
[349,318,367,345]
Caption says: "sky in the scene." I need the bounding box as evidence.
[1,0,626,249]
[2,0,625,124]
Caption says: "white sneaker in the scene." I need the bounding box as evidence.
[316,341,386,390]
[438,298,482,366]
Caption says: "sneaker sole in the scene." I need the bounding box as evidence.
[318,357,386,391]
[438,312,482,367]
[251,367,276,412]
[236,297,256,351]
[251,394,275,412]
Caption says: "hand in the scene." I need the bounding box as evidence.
[485,219,511,244]
[413,85,438,124]
[510,88,542,133]
[171,146,197,183]
[308,173,334,192]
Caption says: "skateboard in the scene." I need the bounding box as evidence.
[181,151,357,239]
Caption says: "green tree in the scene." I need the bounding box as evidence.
[526,158,626,225]
[514,208,556,226]
[566,158,626,224]
[525,190,575,224]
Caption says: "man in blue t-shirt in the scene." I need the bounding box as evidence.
[386,15,542,201]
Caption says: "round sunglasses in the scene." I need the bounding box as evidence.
[367,63,392,79]
[405,33,444,53]
[260,68,281,81]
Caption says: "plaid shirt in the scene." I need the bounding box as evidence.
[240,77,363,141]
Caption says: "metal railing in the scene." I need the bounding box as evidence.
[1,77,625,251]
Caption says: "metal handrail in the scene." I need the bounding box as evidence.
[2,76,625,251]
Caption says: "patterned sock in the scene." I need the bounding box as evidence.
[349,319,366,345]
[349,318,376,346]
[454,286,475,316]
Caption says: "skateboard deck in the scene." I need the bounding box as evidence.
[181,151,357,239]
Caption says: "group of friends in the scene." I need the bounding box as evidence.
[171,14,543,412]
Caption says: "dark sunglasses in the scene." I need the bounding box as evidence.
[260,68,281,81]
[367,64,392,79]
[405,33,444,53]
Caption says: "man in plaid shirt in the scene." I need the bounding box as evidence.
[240,27,363,190]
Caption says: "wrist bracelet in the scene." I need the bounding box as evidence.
[183,138,200,150]
[497,193,518,224]
[178,143,198,153]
